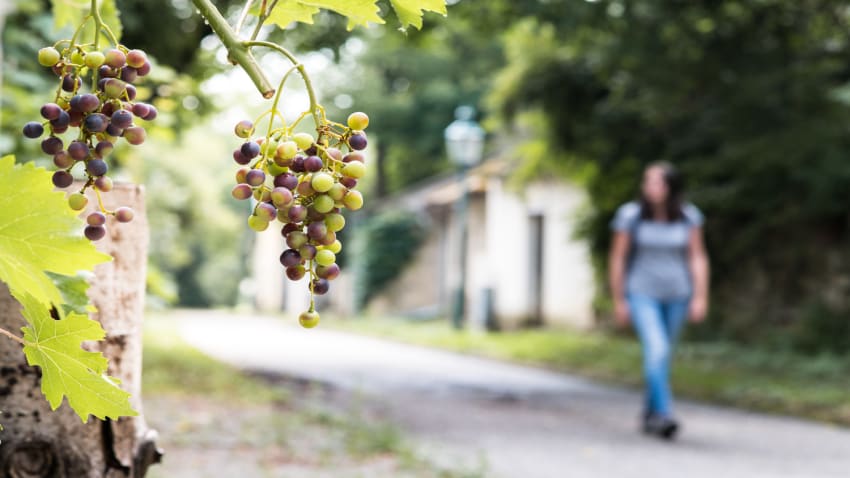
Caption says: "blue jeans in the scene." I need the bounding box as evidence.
[628,293,690,418]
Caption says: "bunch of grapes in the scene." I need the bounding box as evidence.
[230,111,369,328]
[21,40,156,241]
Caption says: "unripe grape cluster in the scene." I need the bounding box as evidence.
[22,40,155,240]
[231,111,370,327]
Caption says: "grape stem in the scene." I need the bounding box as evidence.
[243,41,321,126]
[191,0,276,98]
[234,0,255,35]
[0,326,25,346]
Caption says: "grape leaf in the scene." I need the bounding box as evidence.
[389,0,447,30]
[0,156,111,308]
[51,0,123,43]
[47,271,97,317]
[301,0,384,28]
[19,293,137,422]
[264,0,321,28]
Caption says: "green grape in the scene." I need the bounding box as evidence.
[326,239,342,254]
[328,183,347,201]
[248,215,270,231]
[324,213,345,232]
[299,310,320,328]
[293,132,314,150]
[342,161,366,179]
[276,141,298,160]
[234,120,253,138]
[343,190,364,210]
[38,47,61,67]
[315,249,336,267]
[312,194,335,214]
[268,161,288,176]
[85,51,105,69]
[347,112,369,130]
[68,193,88,211]
[311,172,334,193]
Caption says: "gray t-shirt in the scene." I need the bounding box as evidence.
[611,201,704,300]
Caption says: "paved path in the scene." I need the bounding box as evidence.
[170,310,850,478]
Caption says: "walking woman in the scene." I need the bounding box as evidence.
[608,162,709,439]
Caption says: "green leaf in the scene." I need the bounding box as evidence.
[298,0,385,28]
[20,293,137,422]
[47,272,97,317]
[0,156,111,308]
[264,0,321,28]
[51,0,123,43]
[389,0,447,30]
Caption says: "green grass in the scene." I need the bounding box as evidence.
[330,317,850,426]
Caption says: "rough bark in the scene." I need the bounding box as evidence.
[0,183,161,477]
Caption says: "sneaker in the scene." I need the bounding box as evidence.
[644,415,679,440]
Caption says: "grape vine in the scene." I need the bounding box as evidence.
[1,0,447,426]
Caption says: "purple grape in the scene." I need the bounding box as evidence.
[120,67,138,83]
[69,111,83,127]
[307,221,328,240]
[127,49,147,68]
[52,170,74,188]
[274,173,298,190]
[285,265,305,281]
[98,65,118,78]
[305,144,318,156]
[105,49,126,68]
[256,202,277,221]
[86,159,108,176]
[40,103,62,120]
[94,176,113,192]
[340,177,357,189]
[23,122,44,138]
[87,212,107,226]
[246,169,266,186]
[97,77,109,90]
[124,126,146,145]
[312,278,330,295]
[299,244,317,260]
[307,207,325,222]
[114,207,134,223]
[141,104,156,120]
[291,156,306,173]
[106,123,124,137]
[51,110,70,128]
[281,223,301,236]
[103,79,127,99]
[53,151,74,168]
[136,61,151,76]
[343,151,365,163]
[84,225,107,241]
[69,95,84,111]
[84,113,108,133]
[95,141,114,158]
[288,205,307,223]
[41,136,63,154]
[348,133,367,150]
[68,141,90,160]
[111,109,133,129]
[241,141,260,159]
[77,94,100,113]
[319,231,336,246]
[316,263,340,280]
[231,184,252,200]
[280,249,302,268]
[101,102,116,117]
[233,149,250,165]
[132,103,150,118]
[61,74,79,92]
[296,181,315,197]
[304,155,323,172]
[125,84,138,101]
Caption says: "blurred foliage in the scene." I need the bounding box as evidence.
[479,0,850,349]
[353,212,424,309]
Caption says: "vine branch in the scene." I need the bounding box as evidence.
[0,326,25,346]
[244,40,320,124]
[191,0,276,98]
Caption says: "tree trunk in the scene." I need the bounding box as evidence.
[0,183,161,477]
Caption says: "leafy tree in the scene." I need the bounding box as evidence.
[485,0,850,345]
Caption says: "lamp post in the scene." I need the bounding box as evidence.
[444,106,484,329]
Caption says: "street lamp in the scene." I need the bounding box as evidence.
[444,106,484,329]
